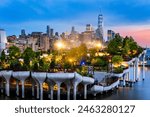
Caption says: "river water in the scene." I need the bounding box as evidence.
[0,67,150,100]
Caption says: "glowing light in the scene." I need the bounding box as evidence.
[56,42,63,49]
[97,43,101,48]
[55,41,65,50]
[95,52,104,56]
[121,62,129,67]
[87,53,90,57]
[69,58,73,63]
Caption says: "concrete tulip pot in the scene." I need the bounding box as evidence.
[12,71,30,98]
[0,70,13,96]
[31,72,47,100]
[47,72,74,100]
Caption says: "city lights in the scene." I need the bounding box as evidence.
[96,43,102,48]
[56,41,64,50]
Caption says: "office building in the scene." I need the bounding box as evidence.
[86,24,93,31]
[107,30,115,41]
[21,29,26,36]
[47,25,50,37]
[96,13,104,41]
[50,29,54,37]
[0,29,7,54]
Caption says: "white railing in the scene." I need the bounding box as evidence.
[91,79,119,94]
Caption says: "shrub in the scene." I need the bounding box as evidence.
[113,67,123,73]
[112,55,123,65]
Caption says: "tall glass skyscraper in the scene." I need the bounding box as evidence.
[96,13,104,42]
[47,25,50,37]
[0,29,7,54]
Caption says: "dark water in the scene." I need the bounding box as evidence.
[0,67,150,100]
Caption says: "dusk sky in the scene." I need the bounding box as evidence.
[0,0,150,47]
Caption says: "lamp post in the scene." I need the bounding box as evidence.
[96,43,102,52]
[55,41,65,70]
[56,42,64,50]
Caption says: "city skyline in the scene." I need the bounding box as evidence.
[0,0,150,47]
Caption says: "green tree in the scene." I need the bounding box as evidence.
[50,60,56,69]
[91,57,107,70]
[0,50,10,69]
[65,43,87,65]
[22,47,36,70]
[38,58,50,72]
[122,36,131,58]
[8,46,21,70]
[107,34,123,55]
[0,50,6,62]
[112,55,123,66]
[8,45,21,59]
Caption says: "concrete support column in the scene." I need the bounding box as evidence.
[40,82,43,100]
[142,55,145,80]
[5,80,10,96]
[127,72,130,81]
[135,58,139,81]
[32,83,35,97]
[130,82,133,87]
[67,85,71,100]
[56,82,61,100]
[123,74,126,87]
[94,93,97,96]
[16,80,19,96]
[47,82,54,100]
[21,80,25,98]
[133,63,136,82]
[50,86,54,100]
[116,84,119,89]
[47,84,51,99]
[36,84,39,99]
[1,79,4,93]
[84,84,87,99]
[73,83,77,100]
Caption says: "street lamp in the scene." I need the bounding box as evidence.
[96,43,101,48]
[55,41,65,71]
[69,58,73,63]
[96,42,102,52]
[55,41,65,55]
[56,41,64,50]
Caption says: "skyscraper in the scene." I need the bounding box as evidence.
[20,29,26,38]
[86,24,93,31]
[21,29,26,36]
[47,25,54,38]
[96,13,104,41]
[0,29,7,54]
[50,29,54,37]
[107,30,115,41]
[71,26,75,34]
[47,25,50,37]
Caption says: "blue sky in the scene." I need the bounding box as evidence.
[0,0,150,46]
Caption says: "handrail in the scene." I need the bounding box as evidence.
[91,79,119,93]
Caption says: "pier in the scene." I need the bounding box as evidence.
[0,49,148,99]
